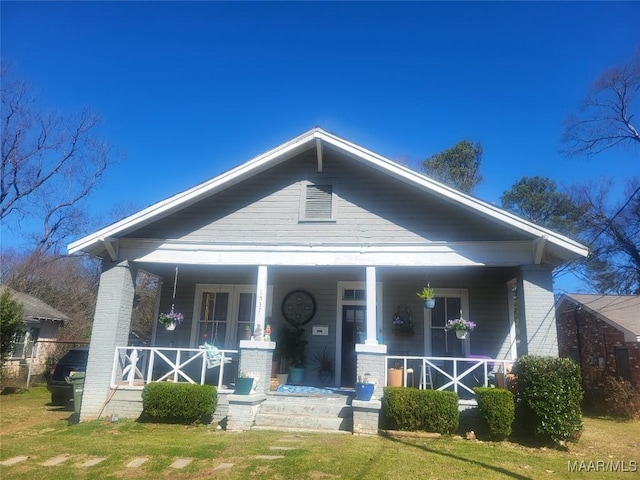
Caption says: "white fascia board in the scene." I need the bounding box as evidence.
[315,130,588,259]
[68,130,320,255]
[118,239,538,267]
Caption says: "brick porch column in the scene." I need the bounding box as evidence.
[238,340,275,394]
[355,344,387,400]
[80,260,137,421]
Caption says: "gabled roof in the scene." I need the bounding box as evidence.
[0,285,69,325]
[557,294,640,342]
[68,127,588,262]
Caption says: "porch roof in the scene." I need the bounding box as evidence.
[68,128,588,263]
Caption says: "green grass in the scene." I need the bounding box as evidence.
[1,387,638,479]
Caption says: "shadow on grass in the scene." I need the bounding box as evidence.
[380,432,535,480]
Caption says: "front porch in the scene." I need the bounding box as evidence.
[94,341,513,434]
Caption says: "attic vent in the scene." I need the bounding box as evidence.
[303,184,334,220]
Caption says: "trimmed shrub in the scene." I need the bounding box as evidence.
[141,382,217,424]
[474,387,514,440]
[602,376,640,420]
[512,356,583,444]
[383,387,459,434]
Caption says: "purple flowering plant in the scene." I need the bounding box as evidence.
[446,318,476,332]
[159,309,184,326]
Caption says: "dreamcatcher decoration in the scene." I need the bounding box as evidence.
[392,304,414,337]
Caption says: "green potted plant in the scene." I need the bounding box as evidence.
[313,347,334,385]
[416,284,435,309]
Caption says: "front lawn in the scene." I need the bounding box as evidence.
[1,387,638,479]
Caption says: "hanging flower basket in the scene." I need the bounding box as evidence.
[159,309,184,331]
[446,317,476,340]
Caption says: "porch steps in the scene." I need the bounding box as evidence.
[252,392,354,433]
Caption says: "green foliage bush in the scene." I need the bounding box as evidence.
[512,356,583,443]
[141,382,217,424]
[383,387,459,434]
[602,376,640,420]
[474,387,515,440]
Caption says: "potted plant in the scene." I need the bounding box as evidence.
[313,347,334,385]
[158,309,184,331]
[446,317,476,339]
[387,362,403,387]
[235,371,255,395]
[416,285,436,308]
[276,324,307,385]
[355,373,376,401]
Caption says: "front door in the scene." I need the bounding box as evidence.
[341,305,365,387]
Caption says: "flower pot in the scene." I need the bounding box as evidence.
[289,367,305,385]
[235,377,254,395]
[164,321,176,331]
[456,330,468,339]
[424,299,436,309]
[276,373,288,385]
[319,370,333,385]
[387,368,403,387]
[355,382,375,401]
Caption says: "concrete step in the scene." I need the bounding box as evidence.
[259,400,352,418]
[253,413,353,432]
[253,393,354,433]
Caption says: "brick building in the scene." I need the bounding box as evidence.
[556,294,640,400]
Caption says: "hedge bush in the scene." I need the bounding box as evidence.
[474,387,514,440]
[512,356,583,443]
[383,387,459,434]
[141,382,217,424]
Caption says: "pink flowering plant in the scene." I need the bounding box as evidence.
[158,309,184,326]
[446,318,476,332]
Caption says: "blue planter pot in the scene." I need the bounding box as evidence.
[235,377,254,395]
[424,299,436,309]
[289,367,305,385]
[355,382,375,401]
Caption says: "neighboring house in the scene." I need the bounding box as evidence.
[68,128,588,422]
[556,294,640,395]
[1,285,68,376]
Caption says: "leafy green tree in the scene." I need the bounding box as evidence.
[500,176,583,237]
[421,140,483,194]
[1,289,23,360]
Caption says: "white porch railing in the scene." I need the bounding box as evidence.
[386,355,514,397]
[111,346,238,392]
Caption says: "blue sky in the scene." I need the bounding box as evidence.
[2,1,639,292]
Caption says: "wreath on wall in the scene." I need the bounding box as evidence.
[392,304,414,337]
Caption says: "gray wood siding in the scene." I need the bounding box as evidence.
[131,149,530,244]
[156,266,514,362]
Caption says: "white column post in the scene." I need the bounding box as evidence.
[254,265,268,338]
[365,266,377,345]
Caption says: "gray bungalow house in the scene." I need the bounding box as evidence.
[68,128,588,428]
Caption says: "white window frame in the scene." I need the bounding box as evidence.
[423,288,470,357]
[191,284,273,348]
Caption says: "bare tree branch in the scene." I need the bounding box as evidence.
[1,65,117,253]
[562,49,640,158]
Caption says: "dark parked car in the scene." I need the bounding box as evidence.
[47,347,89,405]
